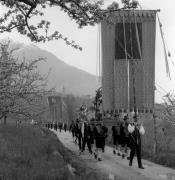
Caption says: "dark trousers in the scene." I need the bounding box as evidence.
[129,144,142,167]
[77,136,82,150]
[54,125,57,131]
[82,136,92,153]
[72,131,75,138]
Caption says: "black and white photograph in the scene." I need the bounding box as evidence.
[0,0,175,179]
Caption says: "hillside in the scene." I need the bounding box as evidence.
[13,43,100,96]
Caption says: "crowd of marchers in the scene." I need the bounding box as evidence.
[46,122,68,132]
[45,115,145,169]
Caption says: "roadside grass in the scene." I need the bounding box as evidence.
[42,128,108,180]
[0,124,71,180]
[142,149,175,169]
[106,130,175,169]
[141,117,175,169]
[0,124,107,180]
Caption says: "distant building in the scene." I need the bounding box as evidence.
[48,95,68,123]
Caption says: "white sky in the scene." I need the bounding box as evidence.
[0,0,175,103]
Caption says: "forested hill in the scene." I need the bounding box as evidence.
[13,43,100,96]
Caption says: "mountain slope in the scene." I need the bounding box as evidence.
[13,44,100,96]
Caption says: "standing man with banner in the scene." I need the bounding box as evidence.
[128,116,145,169]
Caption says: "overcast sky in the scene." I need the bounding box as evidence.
[0,0,175,103]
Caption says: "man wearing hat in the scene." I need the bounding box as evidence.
[120,115,130,159]
[81,120,93,154]
[111,118,121,156]
[89,118,96,155]
[94,122,108,161]
[75,119,83,153]
[54,122,58,131]
[128,115,145,169]
[69,121,76,143]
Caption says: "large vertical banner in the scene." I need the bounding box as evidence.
[48,96,62,122]
[101,20,115,111]
[101,10,156,113]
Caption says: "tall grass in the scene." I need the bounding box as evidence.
[0,124,71,180]
[0,124,107,180]
[141,118,175,169]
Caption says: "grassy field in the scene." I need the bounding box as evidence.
[0,124,107,180]
[142,149,175,169]
[141,115,175,169]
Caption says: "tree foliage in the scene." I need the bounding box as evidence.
[162,92,175,126]
[151,94,175,154]
[0,0,139,50]
[0,41,52,121]
[93,87,102,120]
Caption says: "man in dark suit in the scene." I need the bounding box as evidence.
[112,124,121,155]
[54,122,58,131]
[94,122,108,161]
[120,115,130,159]
[81,121,93,154]
[69,121,76,143]
[74,119,82,152]
[58,122,62,132]
[128,116,145,169]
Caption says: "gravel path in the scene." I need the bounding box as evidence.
[52,130,175,180]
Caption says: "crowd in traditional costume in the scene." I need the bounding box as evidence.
[45,113,145,169]
[93,122,108,161]
[45,122,68,133]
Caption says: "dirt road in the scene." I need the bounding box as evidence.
[52,130,175,180]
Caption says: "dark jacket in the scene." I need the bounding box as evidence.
[112,126,119,138]
[83,123,92,138]
[75,122,82,138]
[94,125,108,148]
[130,126,141,146]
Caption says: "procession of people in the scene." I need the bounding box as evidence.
[45,111,145,169]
